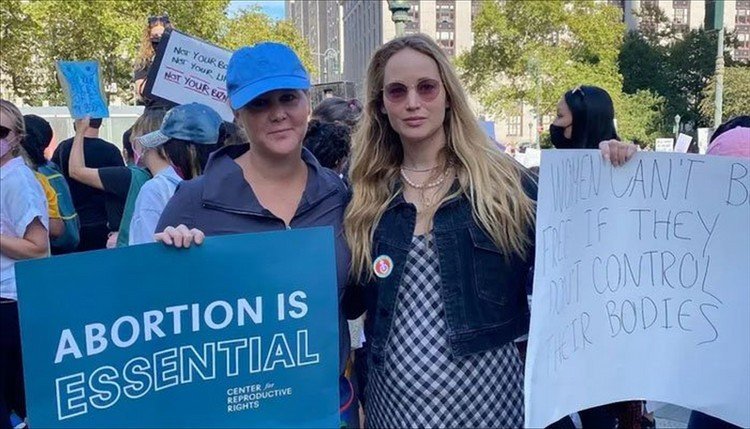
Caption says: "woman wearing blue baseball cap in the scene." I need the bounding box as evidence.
[154,43,357,426]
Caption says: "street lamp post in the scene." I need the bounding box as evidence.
[312,48,340,83]
[388,0,411,38]
[674,114,681,141]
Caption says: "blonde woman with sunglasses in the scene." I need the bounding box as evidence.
[343,34,633,428]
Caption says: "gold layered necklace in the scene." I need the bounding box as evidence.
[400,163,453,210]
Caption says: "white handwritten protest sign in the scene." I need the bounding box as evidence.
[675,133,693,153]
[655,138,674,152]
[525,150,750,428]
[145,29,232,121]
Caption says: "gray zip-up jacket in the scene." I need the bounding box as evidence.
[156,144,351,374]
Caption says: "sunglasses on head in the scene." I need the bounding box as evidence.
[0,126,10,139]
[383,78,441,103]
[148,15,170,26]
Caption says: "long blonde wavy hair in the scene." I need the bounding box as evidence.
[344,34,536,281]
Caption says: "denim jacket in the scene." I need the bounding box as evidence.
[344,172,537,371]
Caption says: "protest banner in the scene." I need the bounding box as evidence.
[16,228,340,428]
[144,29,233,121]
[525,150,750,428]
[56,61,109,119]
[655,138,674,152]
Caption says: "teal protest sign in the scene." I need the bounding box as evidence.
[15,227,340,428]
[56,61,109,119]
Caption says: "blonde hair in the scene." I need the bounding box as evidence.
[130,109,166,141]
[344,34,536,280]
[0,99,27,158]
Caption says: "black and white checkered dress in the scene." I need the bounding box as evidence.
[365,234,525,429]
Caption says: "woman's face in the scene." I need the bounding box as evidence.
[553,97,573,139]
[0,112,21,163]
[381,48,448,147]
[235,89,311,159]
[150,24,165,40]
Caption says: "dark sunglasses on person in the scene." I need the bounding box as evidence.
[0,126,11,139]
[148,15,170,26]
[383,78,441,103]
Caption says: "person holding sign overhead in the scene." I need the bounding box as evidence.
[154,42,357,428]
[133,13,176,112]
[0,99,49,429]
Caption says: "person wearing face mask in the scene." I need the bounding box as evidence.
[67,110,165,248]
[548,85,642,429]
[550,85,620,150]
[153,42,358,428]
[0,99,49,429]
[127,103,221,245]
[132,14,177,112]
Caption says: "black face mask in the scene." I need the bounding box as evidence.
[550,124,575,149]
[150,37,161,50]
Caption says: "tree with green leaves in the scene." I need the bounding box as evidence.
[1,0,311,106]
[700,66,750,122]
[459,0,663,146]
[619,4,737,131]
[220,8,316,77]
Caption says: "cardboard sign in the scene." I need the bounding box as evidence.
[697,128,711,154]
[56,61,109,119]
[144,29,233,121]
[526,150,750,428]
[675,133,693,153]
[655,138,674,152]
[16,228,340,428]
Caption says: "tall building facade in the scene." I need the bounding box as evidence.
[286,0,345,84]
[620,0,749,60]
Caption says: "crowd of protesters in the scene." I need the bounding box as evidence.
[1,17,747,429]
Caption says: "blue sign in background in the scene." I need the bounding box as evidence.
[56,60,110,119]
[16,227,340,428]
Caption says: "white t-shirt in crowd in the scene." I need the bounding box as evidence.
[1,157,49,300]
[129,165,182,245]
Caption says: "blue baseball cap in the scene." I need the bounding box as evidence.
[227,42,311,110]
[137,103,222,148]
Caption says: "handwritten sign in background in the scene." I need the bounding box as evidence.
[16,228,340,428]
[146,30,233,121]
[526,150,750,428]
[56,61,109,119]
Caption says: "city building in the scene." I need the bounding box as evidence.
[286,0,345,84]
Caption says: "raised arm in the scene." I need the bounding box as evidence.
[68,116,105,190]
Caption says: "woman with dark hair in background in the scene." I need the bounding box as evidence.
[312,96,363,129]
[550,86,623,151]
[20,115,65,242]
[303,120,351,176]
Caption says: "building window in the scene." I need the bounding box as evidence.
[406,1,419,33]
[673,7,689,25]
[507,108,523,137]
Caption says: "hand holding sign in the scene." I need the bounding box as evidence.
[56,61,109,119]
